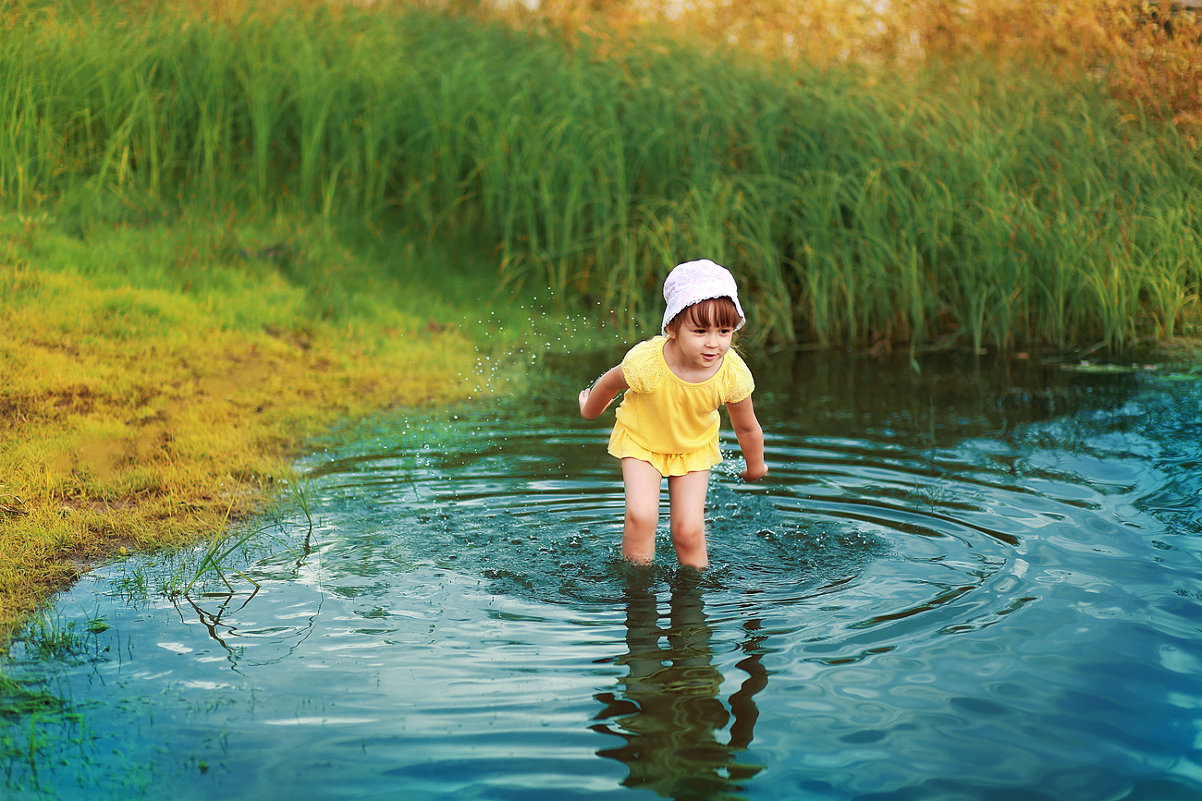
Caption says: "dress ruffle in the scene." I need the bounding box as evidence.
[607,422,721,477]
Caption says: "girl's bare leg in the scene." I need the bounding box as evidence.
[620,458,663,564]
[668,469,710,568]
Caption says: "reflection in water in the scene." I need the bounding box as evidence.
[175,587,325,671]
[177,590,259,666]
[171,526,324,671]
[593,573,766,800]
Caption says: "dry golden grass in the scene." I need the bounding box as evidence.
[477,0,1202,144]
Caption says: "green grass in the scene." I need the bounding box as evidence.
[4,0,1200,352]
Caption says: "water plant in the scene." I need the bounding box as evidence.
[182,506,265,597]
[19,611,96,661]
[0,672,91,794]
[0,674,61,719]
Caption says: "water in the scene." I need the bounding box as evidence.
[4,350,1202,800]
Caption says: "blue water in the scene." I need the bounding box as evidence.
[4,351,1202,800]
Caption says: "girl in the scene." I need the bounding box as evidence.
[579,259,767,569]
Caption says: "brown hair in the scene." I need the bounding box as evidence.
[664,297,742,334]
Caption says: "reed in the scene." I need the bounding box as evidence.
[2,0,1200,351]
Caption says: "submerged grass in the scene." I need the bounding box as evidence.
[4,0,1201,353]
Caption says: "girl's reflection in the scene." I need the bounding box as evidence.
[592,572,767,799]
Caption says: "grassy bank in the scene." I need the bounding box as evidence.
[4,0,1201,353]
[0,206,546,646]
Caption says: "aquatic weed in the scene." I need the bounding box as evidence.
[19,612,95,662]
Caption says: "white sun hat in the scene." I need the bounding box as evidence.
[660,259,746,335]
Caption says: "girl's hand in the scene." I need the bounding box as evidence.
[727,397,767,482]
[579,384,615,413]
[578,388,594,416]
[579,367,628,419]
[741,464,768,482]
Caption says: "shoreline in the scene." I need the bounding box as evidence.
[0,330,493,652]
[0,214,516,653]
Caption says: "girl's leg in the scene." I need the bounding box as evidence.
[621,458,663,564]
[667,469,710,568]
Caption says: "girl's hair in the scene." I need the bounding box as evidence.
[664,297,741,334]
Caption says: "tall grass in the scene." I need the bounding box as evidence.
[2,0,1200,351]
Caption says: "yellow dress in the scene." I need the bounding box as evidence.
[607,336,755,477]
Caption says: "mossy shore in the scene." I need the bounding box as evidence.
[0,210,534,649]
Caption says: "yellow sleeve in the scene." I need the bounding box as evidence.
[721,349,755,404]
[619,338,667,394]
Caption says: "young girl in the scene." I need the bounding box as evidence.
[579,259,767,569]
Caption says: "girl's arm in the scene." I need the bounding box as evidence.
[726,397,767,481]
[579,366,628,420]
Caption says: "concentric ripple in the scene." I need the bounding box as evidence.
[4,355,1202,801]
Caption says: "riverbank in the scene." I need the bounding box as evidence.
[0,209,559,649]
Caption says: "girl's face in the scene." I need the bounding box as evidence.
[667,313,735,373]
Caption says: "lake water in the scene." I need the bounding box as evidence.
[4,349,1202,800]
